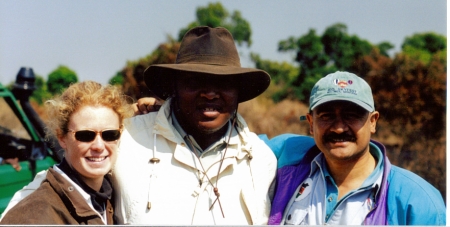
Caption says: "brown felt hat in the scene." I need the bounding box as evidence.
[143,26,271,103]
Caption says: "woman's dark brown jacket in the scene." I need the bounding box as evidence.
[0,168,114,224]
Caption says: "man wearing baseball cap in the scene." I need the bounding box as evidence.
[266,71,445,225]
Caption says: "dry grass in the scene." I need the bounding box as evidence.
[0,99,31,139]
[239,97,310,138]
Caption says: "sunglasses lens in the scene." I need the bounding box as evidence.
[74,130,96,142]
[101,130,121,141]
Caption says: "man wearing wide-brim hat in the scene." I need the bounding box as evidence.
[113,26,277,225]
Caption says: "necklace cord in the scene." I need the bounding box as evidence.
[187,114,237,218]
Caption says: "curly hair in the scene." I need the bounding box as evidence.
[44,81,134,141]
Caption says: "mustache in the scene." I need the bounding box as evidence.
[323,133,356,142]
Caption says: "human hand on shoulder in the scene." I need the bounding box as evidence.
[133,97,164,115]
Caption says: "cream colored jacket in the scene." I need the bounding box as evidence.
[113,99,277,225]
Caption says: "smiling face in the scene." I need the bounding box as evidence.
[58,105,120,188]
[306,101,379,164]
[173,73,239,137]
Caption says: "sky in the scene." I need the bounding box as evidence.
[0,0,447,85]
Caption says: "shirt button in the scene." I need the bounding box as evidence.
[328,197,333,202]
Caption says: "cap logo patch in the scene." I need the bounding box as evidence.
[333,79,353,88]
[328,78,357,95]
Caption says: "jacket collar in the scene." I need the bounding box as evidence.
[47,168,101,218]
[153,98,182,144]
[268,139,391,225]
[364,139,391,225]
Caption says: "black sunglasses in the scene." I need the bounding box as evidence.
[68,129,122,142]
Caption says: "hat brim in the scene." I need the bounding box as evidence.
[144,64,271,103]
[310,97,374,112]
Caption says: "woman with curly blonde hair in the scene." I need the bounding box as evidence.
[1,81,133,224]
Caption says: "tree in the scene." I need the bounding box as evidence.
[322,24,373,70]
[377,41,394,57]
[47,65,78,95]
[250,53,299,102]
[118,37,180,100]
[178,2,252,47]
[30,75,52,105]
[401,32,447,65]
[352,35,447,199]
[402,32,446,54]
[276,23,393,101]
[109,71,125,86]
[277,29,328,100]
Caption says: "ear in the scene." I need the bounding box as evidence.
[57,129,68,149]
[369,111,380,134]
[306,113,314,135]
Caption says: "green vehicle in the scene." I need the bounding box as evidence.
[0,67,61,215]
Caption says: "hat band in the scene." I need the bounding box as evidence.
[176,54,241,67]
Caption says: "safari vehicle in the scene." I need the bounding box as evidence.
[0,67,61,214]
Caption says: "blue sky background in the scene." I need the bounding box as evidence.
[0,0,447,85]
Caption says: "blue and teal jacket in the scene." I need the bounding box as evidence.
[260,134,446,225]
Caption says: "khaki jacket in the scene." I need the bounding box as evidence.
[113,99,277,225]
[0,168,114,224]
